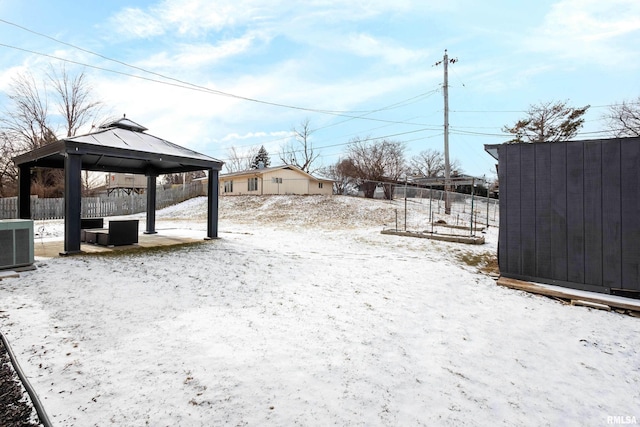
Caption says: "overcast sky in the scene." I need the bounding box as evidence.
[1,0,639,179]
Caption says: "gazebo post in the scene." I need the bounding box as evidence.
[145,174,158,234]
[62,152,82,255]
[17,164,31,219]
[206,168,219,239]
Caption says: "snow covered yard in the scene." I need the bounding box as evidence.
[1,195,639,426]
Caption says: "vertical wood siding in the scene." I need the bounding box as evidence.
[498,138,640,294]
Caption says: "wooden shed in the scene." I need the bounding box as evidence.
[485,137,640,298]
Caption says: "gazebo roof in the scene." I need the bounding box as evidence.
[13,117,223,175]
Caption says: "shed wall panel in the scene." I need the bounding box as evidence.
[534,144,552,279]
[621,142,640,290]
[504,146,522,274]
[520,144,537,277]
[565,143,585,285]
[583,141,603,286]
[498,146,508,274]
[602,141,622,289]
[548,143,568,281]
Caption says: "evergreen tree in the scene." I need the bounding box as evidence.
[251,145,271,169]
[502,100,589,143]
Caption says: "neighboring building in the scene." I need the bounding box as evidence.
[485,137,640,298]
[219,165,333,196]
[105,173,147,195]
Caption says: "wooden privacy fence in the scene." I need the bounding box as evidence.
[0,182,204,220]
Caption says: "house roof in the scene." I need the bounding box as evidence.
[221,164,334,182]
[411,174,485,186]
[13,117,223,175]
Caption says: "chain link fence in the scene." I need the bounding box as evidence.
[374,184,499,237]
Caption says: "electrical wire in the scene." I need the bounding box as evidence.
[0,18,441,120]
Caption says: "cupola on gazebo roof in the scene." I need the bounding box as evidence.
[13,117,224,255]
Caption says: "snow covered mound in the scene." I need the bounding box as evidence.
[159,194,433,229]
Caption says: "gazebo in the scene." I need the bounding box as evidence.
[13,117,224,255]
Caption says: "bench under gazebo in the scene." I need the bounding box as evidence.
[13,117,223,255]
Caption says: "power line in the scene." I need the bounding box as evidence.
[214,127,443,163]
[0,18,442,120]
[1,39,447,130]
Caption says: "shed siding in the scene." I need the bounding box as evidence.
[520,144,536,277]
[549,143,568,281]
[534,143,552,279]
[621,142,640,290]
[584,141,603,286]
[602,142,622,289]
[497,137,640,295]
[503,146,521,275]
[565,142,585,285]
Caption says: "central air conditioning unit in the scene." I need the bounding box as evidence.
[0,219,34,270]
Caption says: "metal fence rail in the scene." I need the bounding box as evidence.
[0,182,204,220]
[380,184,500,235]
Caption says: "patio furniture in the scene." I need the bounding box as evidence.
[84,220,139,247]
[80,218,104,242]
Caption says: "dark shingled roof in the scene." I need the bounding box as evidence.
[13,117,223,174]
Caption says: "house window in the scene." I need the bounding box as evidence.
[318,182,323,189]
[248,177,258,191]
[224,180,233,193]
[272,177,283,184]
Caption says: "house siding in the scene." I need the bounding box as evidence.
[218,167,333,196]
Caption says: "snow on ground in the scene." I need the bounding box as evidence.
[1,195,639,426]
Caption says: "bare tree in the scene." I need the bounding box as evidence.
[1,71,55,151]
[320,158,356,195]
[345,137,406,199]
[604,97,640,137]
[48,65,103,195]
[279,119,320,174]
[502,100,589,143]
[410,148,444,177]
[0,132,18,197]
[1,71,61,197]
[0,66,105,197]
[47,65,102,137]
[224,145,259,173]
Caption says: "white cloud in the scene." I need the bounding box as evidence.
[108,7,165,38]
[136,32,263,70]
[221,131,290,142]
[108,0,441,40]
[108,0,275,39]
[343,33,429,66]
[0,65,29,91]
[525,0,640,65]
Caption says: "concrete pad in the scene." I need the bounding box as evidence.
[34,232,205,258]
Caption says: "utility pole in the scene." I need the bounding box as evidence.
[435,49,457,215]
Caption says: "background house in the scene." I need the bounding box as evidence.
[219,165,333,196]
[105,173,147,195]
[485,137,640,298]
